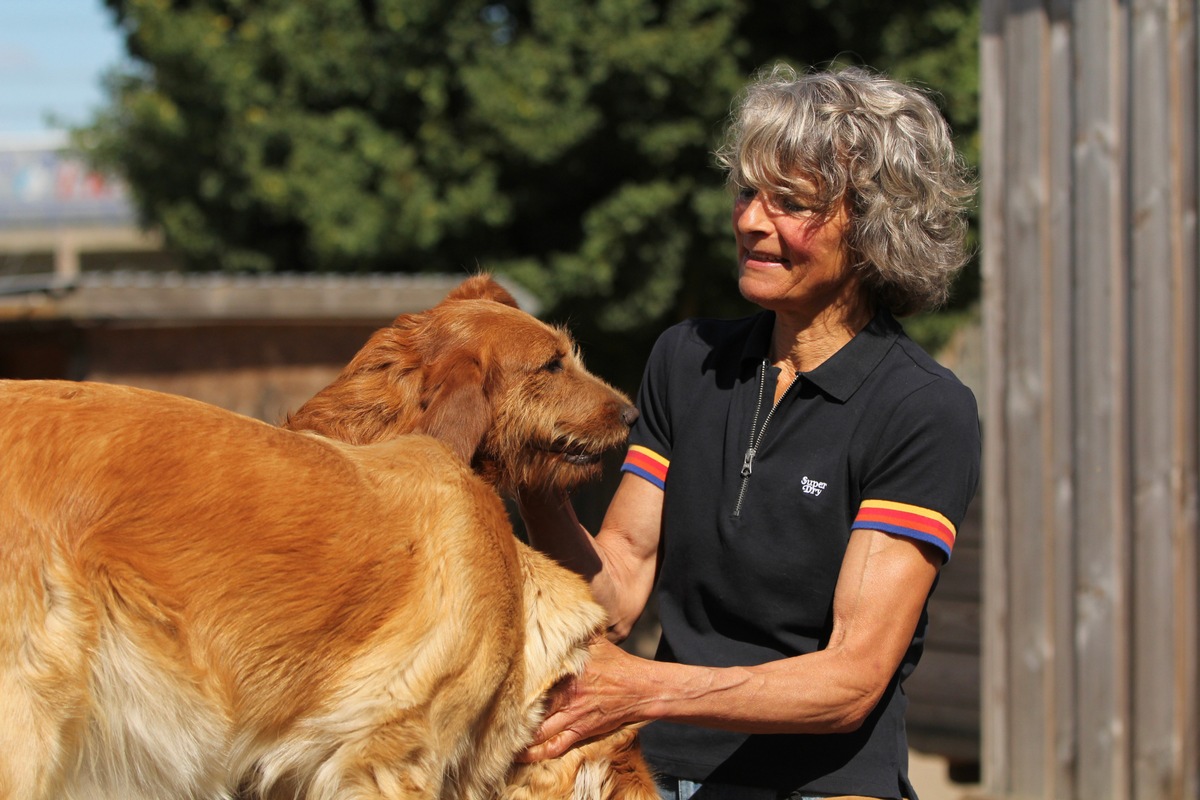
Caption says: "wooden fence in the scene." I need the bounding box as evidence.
[980,0,1198,797]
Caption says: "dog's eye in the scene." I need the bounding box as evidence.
[541,357,564,374]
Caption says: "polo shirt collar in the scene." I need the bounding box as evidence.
[739,309,901,403]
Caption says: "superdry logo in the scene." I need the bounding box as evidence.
[801,476,827,496]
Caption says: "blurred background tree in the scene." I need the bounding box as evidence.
[83,0,978,388]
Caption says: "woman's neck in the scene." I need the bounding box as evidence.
[769,298,874,377]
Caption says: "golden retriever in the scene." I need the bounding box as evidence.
[284,275,657,800]
[0,279,657,798]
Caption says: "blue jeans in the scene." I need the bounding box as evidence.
[657,778,704,800]
[657,777,825,800]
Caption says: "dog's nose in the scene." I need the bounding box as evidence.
[620,405,639,427]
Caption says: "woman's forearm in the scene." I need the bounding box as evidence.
[522,640,892,764]
[632,649,884,735]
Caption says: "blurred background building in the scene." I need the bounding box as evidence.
[0,136,495,422]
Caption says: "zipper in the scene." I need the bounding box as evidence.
[733,359,800,517]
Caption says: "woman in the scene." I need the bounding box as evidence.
[518,64,980,800]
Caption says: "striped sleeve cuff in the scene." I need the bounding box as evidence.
[851,499,957,560]
[621,445,669,490]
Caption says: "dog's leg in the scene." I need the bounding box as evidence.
[0,540,93,800]
[0,668,77,800]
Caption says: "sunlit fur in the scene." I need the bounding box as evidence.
[285,276,657,799]
[0,379,654,799]
[284,275,639,496]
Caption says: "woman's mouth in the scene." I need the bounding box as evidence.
[743,250,788,268]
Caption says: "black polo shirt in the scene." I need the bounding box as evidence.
[620,309,980,799]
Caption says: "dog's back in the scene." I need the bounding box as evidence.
[0,380,608,800]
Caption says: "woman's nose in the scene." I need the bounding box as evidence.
[733,193,772,234]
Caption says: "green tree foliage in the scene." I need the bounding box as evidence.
[84,0,978,384]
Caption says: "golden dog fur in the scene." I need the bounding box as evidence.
[284,275,656,800]
[284,275,639,497]
[0,278,657,799]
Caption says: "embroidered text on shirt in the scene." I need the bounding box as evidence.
[801,476,827,496]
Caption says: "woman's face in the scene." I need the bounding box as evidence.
[732,181,866,323]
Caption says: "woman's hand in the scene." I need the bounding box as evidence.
[518,638,654,762]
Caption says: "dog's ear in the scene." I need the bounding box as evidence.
[415,354,493,464]
[442,274,520,309]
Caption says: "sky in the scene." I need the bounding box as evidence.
[0,0,126,139]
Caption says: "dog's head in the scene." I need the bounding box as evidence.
[286,275,637,495]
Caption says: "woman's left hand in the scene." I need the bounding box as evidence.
[517,638,652,762]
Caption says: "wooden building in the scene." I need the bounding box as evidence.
[0,271,522,423]
[1,137,527,420]
[980,0,1197,798]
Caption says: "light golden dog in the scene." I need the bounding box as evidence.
[284,275,657,799]
[0,278,656,799]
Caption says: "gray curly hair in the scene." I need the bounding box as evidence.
[715,64,975,316]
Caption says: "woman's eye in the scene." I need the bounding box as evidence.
[735,186,810,215]
[780,197,812,214]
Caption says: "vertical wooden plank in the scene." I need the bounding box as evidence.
[982,2,1080,795]
[997,3,1058,795]
[1126,0,1173,792]
[1071,0,1132,798]
[1165,4,1199,797]
[979,0,1011,792]
[1044,2,1078,796]
[1127,1,1198,798]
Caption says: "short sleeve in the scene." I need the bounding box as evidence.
[850,378,981,561]
[619,326,680,490]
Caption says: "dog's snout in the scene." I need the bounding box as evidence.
[620,405,639,428]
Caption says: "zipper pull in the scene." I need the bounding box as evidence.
[741,447,757,476]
